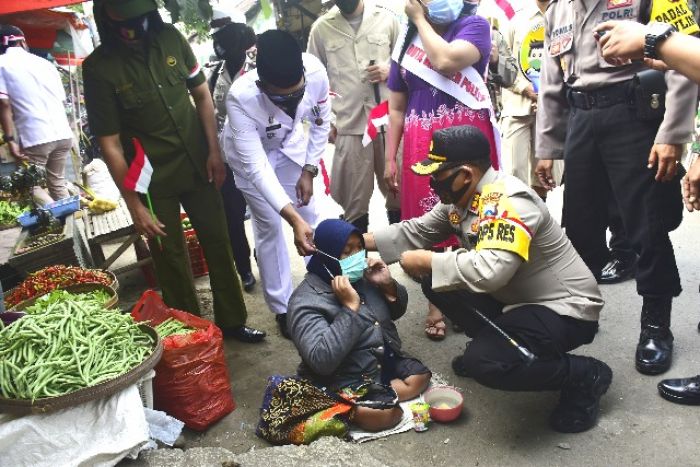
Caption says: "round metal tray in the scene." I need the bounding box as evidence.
[0,325,162,415]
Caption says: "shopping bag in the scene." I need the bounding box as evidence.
[131,290,235,431]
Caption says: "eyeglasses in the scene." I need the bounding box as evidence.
[265,84,306,103]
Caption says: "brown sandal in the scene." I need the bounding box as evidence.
[425,317,447,341]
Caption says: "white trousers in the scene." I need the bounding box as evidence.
[234,153,324,315]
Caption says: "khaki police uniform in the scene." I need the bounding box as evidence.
[501,5,563,189]
[306,1,400,223]
[373,168,603,390]
[536,0,697,299]
[83,24,248,329]
[211,63,254,279]
[213,66,235,130]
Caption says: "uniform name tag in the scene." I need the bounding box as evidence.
[265,124,282,131]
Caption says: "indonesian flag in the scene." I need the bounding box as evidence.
[123,138,153,194]
[494,0,515,19]
[362,100,389,147]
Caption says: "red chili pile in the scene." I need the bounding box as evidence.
[4,265,113,308]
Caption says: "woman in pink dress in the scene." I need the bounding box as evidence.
[384,0,498,340]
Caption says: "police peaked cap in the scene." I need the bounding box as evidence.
[256,30,304,88]
[412,125,491,175]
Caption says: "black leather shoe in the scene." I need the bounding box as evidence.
[658,375,700,405]
[549,358,612,433]
[221,325,266,343]
[598,256,638,284]
[451,355,472,378]
[241,272,256,293]
[636,326,674,375]
[276,313,291,340]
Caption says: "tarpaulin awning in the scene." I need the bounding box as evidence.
[0,0,85,16]
[0,8,89,50]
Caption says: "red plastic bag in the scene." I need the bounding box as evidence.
[131,290,235,431]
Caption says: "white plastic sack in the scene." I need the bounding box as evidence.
[84,159,121,202]
[0,385,149,467]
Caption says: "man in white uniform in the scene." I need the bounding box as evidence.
[0,25,73,205]
[223,30,331,338]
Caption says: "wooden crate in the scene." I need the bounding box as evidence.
[7,217,84,273]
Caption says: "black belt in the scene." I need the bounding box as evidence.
[567,81,634,110]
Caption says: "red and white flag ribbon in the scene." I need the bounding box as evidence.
[362,100,389,147]
[123,138,153,194]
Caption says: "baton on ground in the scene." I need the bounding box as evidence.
[470,307,537,365]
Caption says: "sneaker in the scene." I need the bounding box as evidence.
[549,358,612,433]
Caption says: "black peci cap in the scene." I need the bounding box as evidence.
[256,30,303,88]
[411,125,491,176]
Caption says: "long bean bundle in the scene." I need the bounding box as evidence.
[154,318,195,338]
[0,301,154,401]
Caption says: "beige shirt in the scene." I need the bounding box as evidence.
[536,0,697,159]
[307,1,399,135]
[373,168,604,322]
[212,65,234,130]
[501,6,545,118]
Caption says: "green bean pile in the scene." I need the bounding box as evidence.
[154,318,195,338]
[0,301,154,401]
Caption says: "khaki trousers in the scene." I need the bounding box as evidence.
[23,138,72,203]
[331,134,400,223]
[500,115,562,188]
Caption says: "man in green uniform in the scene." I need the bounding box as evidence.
[83,0,265,342]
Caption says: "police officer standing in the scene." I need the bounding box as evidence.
[83,0,266,342]
[306,0,401,232]
[535,0,698,375]
[209,5,258,292]
[365,125,611,433]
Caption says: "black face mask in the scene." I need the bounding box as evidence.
[213,41,246,77]
[335,0,360,14]
[430,167,471,205]
[107,13,149,42]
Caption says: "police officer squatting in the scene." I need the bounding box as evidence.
[3,0,700,455]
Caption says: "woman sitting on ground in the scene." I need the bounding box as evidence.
[257,219,430,444]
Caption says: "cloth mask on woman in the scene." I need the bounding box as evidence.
[426,0,466,24]
[307,219,367,283]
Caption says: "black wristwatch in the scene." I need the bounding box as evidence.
[2,134,14,143]
[644,22,676,60]
[302,164,319,177]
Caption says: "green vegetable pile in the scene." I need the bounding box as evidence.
[0,300,154,401]
[154,317,195,338]
[25,289,112,314]
[0,200,28,226]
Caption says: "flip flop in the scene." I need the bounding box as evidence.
[425,317,447,341]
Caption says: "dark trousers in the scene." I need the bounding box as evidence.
[220,166,252,276]
[607,200,635,261]
[563,102,682,298]
[423,281,598,391]
[149,166,247,328]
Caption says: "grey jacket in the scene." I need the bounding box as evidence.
[287,272,409,390]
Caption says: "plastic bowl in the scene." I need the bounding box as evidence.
[424,386,464,423]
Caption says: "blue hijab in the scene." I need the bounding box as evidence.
[307,219,364,283]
